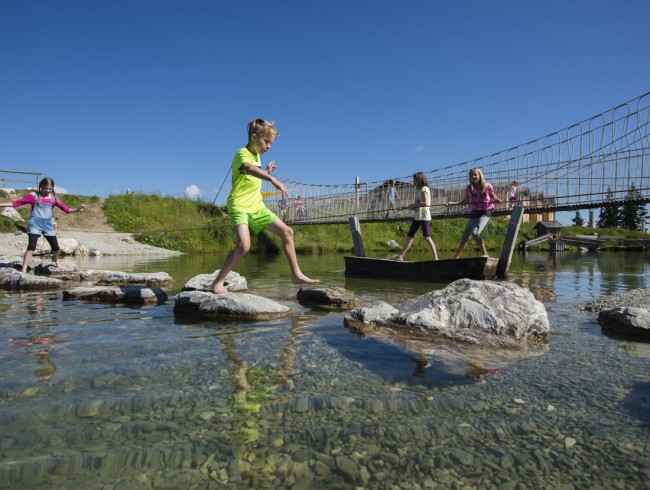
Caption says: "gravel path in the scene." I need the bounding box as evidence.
[0,230,181,257]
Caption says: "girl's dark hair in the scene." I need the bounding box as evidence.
[413,172,429,188]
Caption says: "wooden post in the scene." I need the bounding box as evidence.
[349,216,365,257]
[496,205,524,278]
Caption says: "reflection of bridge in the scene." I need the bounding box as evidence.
[262,92,650,225]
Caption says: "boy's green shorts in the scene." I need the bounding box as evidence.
[229,207,278,234]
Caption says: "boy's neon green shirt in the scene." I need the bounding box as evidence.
[227,146,265,214]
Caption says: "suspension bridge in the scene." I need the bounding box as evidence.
[260,92,650,225]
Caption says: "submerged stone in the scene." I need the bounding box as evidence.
[63,286,168,305]
[297,286,363,310]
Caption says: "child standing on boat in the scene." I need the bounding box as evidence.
[0,177,86,273]
[392,172,439,261]
[444,167,501,259]
[211,118,319,294]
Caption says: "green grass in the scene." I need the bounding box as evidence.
[103,194,233,253]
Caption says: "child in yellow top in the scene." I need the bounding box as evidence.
[211,118,319,294]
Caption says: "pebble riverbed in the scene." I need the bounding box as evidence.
[1,251,649,489]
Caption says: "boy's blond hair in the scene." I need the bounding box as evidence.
[247,118,279,141]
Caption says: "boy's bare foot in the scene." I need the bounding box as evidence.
[292,275,319,285]
[211,282,229,294]
[391,255,403,261]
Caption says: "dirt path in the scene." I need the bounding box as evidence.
[1,198,181,257]
[54,198,115,233]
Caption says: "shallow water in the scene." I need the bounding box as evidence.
[1,250,650,489]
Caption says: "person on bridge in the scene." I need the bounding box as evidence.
[391,172,439,262]
[384,179,399,220]
[0,177,86,273]
[210,118,319,295]
[444,167,501,259]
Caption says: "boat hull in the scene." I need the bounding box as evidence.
[344,256,498,282]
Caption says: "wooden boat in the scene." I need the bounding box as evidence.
[345,205,524,282]
[344,255,498,281]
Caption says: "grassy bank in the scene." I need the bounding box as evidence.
[3,191,647,255]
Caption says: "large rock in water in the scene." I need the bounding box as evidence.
[345,279,549,347]
[174,291,291,321]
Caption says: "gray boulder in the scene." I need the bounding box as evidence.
[297,286,364,310]
[0,188,17,199]
[63,286,168,305]
[345,279,549,347]
[1,207,23,222]
[174,291,291,321]
[0,268,62,291]
[181,270,247,293]
[598,307,650,337]
[33,237,79,255]
[344,301,400,333]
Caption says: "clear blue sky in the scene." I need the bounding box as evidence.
[1,0,649,212]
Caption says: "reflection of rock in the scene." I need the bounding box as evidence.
[345,279,549,348]
[63,286,168,305]
[297,286,363,310]
[181,270,247,293]
[174,291,291,321]
[599,307,650,338]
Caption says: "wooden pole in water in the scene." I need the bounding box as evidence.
[349,216,365,257]
[496,205,524,278]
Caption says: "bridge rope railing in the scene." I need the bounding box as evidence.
[260,92,650,224]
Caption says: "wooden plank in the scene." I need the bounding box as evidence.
[496,205,523,278]
[348,216,365,257]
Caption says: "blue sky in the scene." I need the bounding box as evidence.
[1,0,649,215]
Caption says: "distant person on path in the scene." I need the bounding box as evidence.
[211,118,319,294]
[0,177,86,272]
[444,167,501,258]
[384,179,399,219]
[392,172,439,261]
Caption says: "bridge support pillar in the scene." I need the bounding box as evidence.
[497,206,524,278]
[349,216,365,257]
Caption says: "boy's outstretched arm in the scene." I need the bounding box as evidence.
[240,162,288,199]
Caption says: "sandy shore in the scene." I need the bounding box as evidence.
[0,230,182,258]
